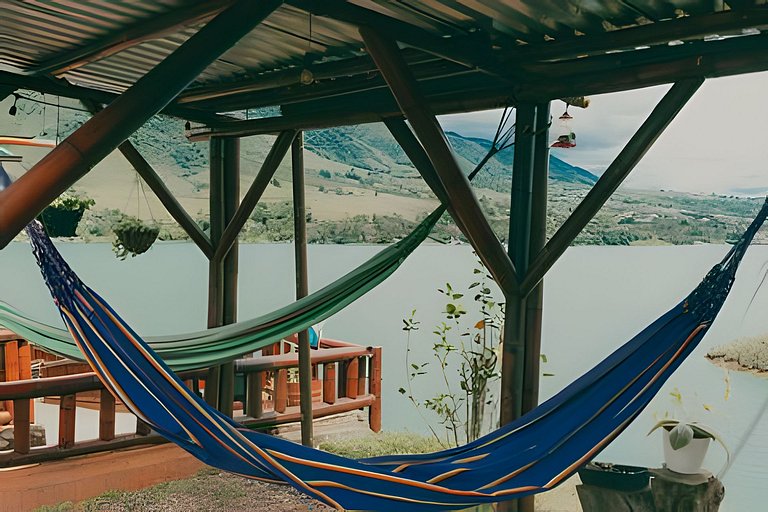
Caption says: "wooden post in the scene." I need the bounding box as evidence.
[369,347,382,432]
[357,356,367,397]
[292,131,314,447]
[18,340,33,423]
[12,397,30,454]
[345,358,359,399]
[323,363,337,405]
[3,341,19,418]
[246,372,264,418]
[99,388,116,441]
[0,0,283,248]
[501,103,538,430]
[207,137,239,416]
[59,394,76,449]
[275,369,288,414]
[522,102,550,415]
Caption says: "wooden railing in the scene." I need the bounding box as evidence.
[0,372,167,467]
[0,337,382,468]
[236,338,382,432]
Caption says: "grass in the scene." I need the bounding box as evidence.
[319,430,445,458]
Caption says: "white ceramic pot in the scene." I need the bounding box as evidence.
[663,428,711,474]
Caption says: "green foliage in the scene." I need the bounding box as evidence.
[49,192,95,212]
[112,216,160,260]
[318,169,331,179]
[401,260,504,446]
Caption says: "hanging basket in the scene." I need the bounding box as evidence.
[39,206,85,237]
[112,217,160,260]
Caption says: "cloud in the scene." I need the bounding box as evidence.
[440,71,768,194]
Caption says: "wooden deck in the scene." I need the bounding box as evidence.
[0,444,204,512]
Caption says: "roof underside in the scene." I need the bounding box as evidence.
[1,0,768,126]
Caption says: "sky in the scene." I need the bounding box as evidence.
[439,71,768,196]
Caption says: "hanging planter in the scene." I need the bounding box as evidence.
[39,194,95,237]
[112,216,160,260]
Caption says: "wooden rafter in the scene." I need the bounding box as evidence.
[361,27,520,297]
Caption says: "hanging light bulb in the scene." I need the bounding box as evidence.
[8,94,19,116]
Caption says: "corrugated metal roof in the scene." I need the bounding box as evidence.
[1,0,767,116]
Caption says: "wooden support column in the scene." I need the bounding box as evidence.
[361,28,519,297]
[499,102,540,512]
[0,0,282,248]
[206,137,239,415]
[522,102,551,416]
[292,131,314,447]
[501,104,538,429]
[521,79,703,296]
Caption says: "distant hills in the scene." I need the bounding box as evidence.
[303,124,598,190]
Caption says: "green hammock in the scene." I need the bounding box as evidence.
[0,207,444,371]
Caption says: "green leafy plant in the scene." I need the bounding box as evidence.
[49,193,95,211]
[401,260,504,447]
[112,215,160,260]
[39,191,95,237]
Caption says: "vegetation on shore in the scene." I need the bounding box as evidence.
[708,335,768,373]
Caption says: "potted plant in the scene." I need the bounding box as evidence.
[39,192,95,237]
[112,215,160,260]
[648,419,730,475]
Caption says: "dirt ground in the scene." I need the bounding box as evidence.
[44,470,583,512]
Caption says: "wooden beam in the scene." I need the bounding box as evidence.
[0,71,227,125]
[117,140,214,258]
[29,1,237,77]
[0,0,283,249]
[288,0,515,81]
[522,79,703,296]
[189,59,475,113]
[509,7,768,63]
[84,95,213,258]
[517,32,768,100]
[292,132,313,447]
[212,130,296,262]
[177,49,437,105]
[361,28,519,297]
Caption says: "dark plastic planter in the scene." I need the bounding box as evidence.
[113,224,160,259]
[578,462,651,492]
[39,207,85,237]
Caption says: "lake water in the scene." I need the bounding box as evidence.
[4,240,768,511]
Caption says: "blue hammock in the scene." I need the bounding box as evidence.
[17,181,768,509]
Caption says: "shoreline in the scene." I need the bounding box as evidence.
[706,355,768,377]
